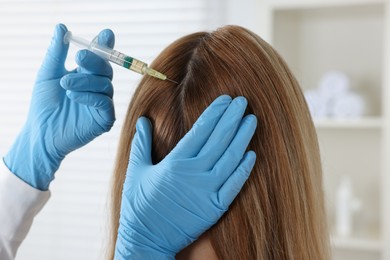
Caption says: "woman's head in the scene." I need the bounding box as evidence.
[109,25,329,259]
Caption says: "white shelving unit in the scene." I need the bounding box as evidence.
[331,236,383,251]
[251,0,390,259]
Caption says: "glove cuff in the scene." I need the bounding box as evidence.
[4,129,63,190]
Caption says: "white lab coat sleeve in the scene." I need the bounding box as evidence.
[0,160,50,260]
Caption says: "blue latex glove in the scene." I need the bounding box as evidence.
[115,95,257,259]
[4,24,116,190]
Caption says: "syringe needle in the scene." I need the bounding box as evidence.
[166,78,178,84]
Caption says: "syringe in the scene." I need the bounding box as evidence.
[64,31,177,83]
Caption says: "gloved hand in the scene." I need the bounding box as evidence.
[3,24,116,190]
[115,95,257,259]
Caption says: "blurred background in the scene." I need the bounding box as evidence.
[0,0,389,259]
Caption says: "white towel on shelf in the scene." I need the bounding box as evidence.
[318,70,350,99]
[330,92,365,119]
[305,70,366,119]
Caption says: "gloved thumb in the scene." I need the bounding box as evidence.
[37,23,69,82]
[129,117,153,166]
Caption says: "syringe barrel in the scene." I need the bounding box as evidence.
[89,40,113,60]
[65,31,114,61]
[65,31,150,76]
[121,55,148,74]
[89,38,147,74]
[64,32,90,49]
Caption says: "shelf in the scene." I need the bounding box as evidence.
[268,1,389,259]
[314,118,383,129]
[273,4,384,116]
[331,236,382,251]
[270,0,384,10]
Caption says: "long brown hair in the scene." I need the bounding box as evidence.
[108,25,330,259]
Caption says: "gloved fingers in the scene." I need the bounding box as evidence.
[66,90,115,124]
[217,151,256,209]
[65,89,113,109]
[212,114,257,182]
[128,117,153,166]
[196,96,248,168]
[61,73,113,98]
[76,49,113,79]
[167,95,232,160]
[37,23,69,82]
[76,28,115,78]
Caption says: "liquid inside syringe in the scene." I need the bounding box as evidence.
[64,31,177,83]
